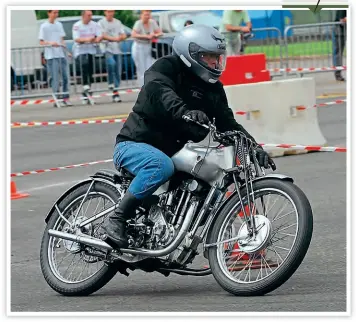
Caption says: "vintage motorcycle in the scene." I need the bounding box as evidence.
[40,116,313,297]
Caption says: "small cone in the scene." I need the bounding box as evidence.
[11,181,29,200]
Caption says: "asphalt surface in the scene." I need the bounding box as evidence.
[10,73,347,312]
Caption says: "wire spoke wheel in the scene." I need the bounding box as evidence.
[217,188,298,284]
[40,181,123,296]
[48,192,114,284]
[207,179,313,296]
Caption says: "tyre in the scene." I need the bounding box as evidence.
[40,181,122,296]
[208,178,313,296]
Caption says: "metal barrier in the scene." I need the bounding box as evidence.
[10,41,141,101]
[71,42,129,97]
[283,22,347,74]
[11,45,72,101]
[222,28,284,71]
[71,41,140,95]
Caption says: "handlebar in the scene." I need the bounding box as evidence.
[182,115,275,172]
[182,115,255,146]
[182,115,211,130]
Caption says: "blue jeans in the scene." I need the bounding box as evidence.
[332,28,345,75]
[47,58,69,98]
[106,53,122,89]
[113,141,175,199]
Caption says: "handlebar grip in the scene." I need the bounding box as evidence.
[182,115,210,130]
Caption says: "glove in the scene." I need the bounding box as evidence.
[184,110,210,125]
[255,146,277,171]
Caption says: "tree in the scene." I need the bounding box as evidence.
[35,10,138,28]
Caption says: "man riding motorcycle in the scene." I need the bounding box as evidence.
[102,24,275,248]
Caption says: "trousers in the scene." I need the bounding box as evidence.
[113,141,175,199]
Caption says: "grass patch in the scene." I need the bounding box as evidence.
[245,40,341,58]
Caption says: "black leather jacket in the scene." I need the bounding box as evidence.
[116,54,255,157]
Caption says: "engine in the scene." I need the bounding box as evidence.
[125,178,209,264]
[144,205,174,249]
[126,189,180,250]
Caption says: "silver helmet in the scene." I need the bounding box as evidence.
[172,24,227,83]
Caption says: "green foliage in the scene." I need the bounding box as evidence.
[35,10,138,28]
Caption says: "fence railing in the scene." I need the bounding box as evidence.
[283,22,346,72]
[11,41,140,101]
[222,27,284,71]
[11,21,347,101]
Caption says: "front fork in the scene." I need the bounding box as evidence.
[232,173,257,237]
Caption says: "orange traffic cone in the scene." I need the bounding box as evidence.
[11,181,29,200]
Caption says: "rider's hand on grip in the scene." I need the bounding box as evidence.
[255,146,276,171]
[184,110,210,125]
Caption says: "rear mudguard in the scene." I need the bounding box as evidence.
[203,174,294,253]
[44,169,121,224]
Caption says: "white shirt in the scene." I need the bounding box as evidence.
[132,19,159,44]
[72,20,102,58]
[98,18,125,54]
[38,20,66,59]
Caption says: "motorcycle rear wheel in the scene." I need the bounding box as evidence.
[40,181,122,296]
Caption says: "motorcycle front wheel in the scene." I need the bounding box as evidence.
[207,178,313,296]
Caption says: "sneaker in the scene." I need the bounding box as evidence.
[62,99,73,107]
[113,94,122,103]
[113,88,122,103]
[335,75,345,81]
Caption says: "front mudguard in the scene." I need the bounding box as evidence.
[203,174,294,257]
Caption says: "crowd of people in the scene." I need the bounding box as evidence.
[38,9,347,108]
[38,9,166,107]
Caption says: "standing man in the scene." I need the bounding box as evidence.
[72,10,102,104]
[131,10,163,87]
[98,10,127,103]
[219,10,252,56]
[38,10,72,107]
[333,10,347,81]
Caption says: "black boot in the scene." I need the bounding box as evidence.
[102,191,141,248]
[335,72,345,81]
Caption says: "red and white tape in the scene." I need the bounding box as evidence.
[295,99,346,111]
[10,144,346,177]
[235,99,346,115]
[12,98,346,128]
[11,118,126,128]
[11,159,113,177]
[266,66,347,73]
[259,143,346,152]
[10,88,141,107]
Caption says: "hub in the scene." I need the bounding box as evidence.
[236,215,272,254]
[62,216,92,254]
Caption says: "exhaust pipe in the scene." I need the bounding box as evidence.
[48,229,113,251]
[48,200,199,257]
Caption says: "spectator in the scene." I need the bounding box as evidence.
[11,67,15,91]
[184,20,194,27]
[40,52,49,87]
[72,10,102,101]
[131,10,163,87]
[219,10,252,56]
[333,10,347,81]
[38,10,72,107]
[98,10,127,103]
